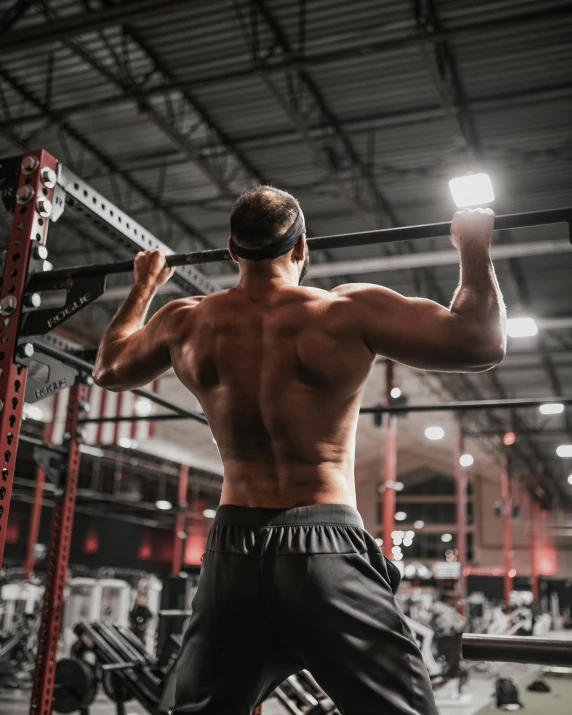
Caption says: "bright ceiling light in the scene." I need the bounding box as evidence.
[441,533,453,543]
[392,545,402,555]
[503,432,516,446]
[134,397,153,416]
[460,454,474,467]
[506,317,538,338]
[425,426,444,441]
[417,564,430,578]
[394,553,403,561]
[394,481,404,491]
[539,403,564,415]
[155,500,172,510]
[414,520,425,529]
[375,537,383,546]
[404,564,416,578]
[118,438,138,449]
[24,404,44,421]
[557,445,572,458]
[403,538,413,547]
[568,475,572,485]
[390,387,402,399]
[79,445,104,458]
[449,173,495,208]
[43,260,54,271]
[395,511,407,521]
[203,509,217,519]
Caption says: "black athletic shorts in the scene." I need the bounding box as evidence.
[173,504,438,715]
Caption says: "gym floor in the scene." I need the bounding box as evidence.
[475,672,572,714]
[0,692,286,715]
[2,666,571,715]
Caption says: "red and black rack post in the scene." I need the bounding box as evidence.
[30,382,87,715]
[0,149,58,569]
[173,463,190,574]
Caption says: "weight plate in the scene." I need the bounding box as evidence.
[53,658,97,714]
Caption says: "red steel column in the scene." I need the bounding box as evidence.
[172,464,189,574]
[149,378,160,437]
[454,419,467,614]
[0,150,58,570]
[501,456,513,606]
[113,392,124,444]
[30,383,87,715]
[381,362,397,558]
[96,388,109,444]
[23,392,62,578]
[529,494,539,601]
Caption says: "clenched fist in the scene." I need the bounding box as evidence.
[134,250,175,289]
[450,208,495,251]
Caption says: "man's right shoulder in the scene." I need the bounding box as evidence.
[329,284,400,327]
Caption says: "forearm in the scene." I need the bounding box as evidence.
[450,245,506,354]
[94,282,155,378]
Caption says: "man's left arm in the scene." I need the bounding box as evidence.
[93,250,190,391]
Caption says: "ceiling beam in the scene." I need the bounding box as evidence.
[232,0,397,231]
[0,0,34,38]
[1,1,570,62]
[0,66,214,254]
[0,0,210,53]
[49,8,266,199]
[4,76,570,135]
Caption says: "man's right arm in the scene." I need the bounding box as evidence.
[335,208,506,373]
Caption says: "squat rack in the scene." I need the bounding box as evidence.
[0,149,571,714]
[0,149,219,715]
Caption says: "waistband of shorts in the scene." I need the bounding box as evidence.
[213,503,364,529]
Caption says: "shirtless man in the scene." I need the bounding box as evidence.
[94,186,505,715]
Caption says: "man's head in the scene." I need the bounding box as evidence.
[229,186,309,284]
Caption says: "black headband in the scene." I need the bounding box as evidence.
[230,210,306,261]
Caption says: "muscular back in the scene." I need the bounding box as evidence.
[170,286,375,507]
[95,212,504,507]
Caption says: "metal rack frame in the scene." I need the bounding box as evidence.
[29,382,87,715]
[0,149,217,715]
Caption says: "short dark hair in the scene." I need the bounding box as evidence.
[230,185,299,249]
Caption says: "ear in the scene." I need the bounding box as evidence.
[292,233,306,262]
[227,236,240,264]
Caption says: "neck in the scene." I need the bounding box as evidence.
[237,261,298,292]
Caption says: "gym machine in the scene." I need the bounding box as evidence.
[54,620,338,715]
[54,620,176,715]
